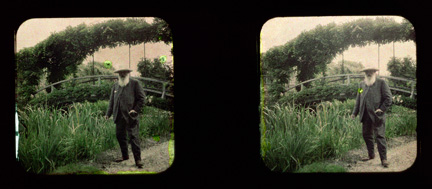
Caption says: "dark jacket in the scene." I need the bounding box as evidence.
[352,78,392,123]
[106,78,146,123]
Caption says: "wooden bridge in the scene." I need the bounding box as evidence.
[286,74,416,98]
[35,75,174,99]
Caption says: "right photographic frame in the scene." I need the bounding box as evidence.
[260,16,417,173]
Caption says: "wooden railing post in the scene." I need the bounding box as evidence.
[347,75,350,85]
[51,85,55,92]
[410,81,415,99]
[161,82,166,99]
[98,76,101,86]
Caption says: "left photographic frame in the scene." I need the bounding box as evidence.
[15,17,174,175]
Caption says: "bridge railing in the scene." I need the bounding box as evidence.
[35,75,174,99]
[287,74,416,98]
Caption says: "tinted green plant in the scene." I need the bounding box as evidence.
[295,162,346,173]
[279,82,359,107]
[386,105,417,138]
[18,102,117,174]
[261,99,416,172]
[18,100,173,174]
[29,80,173,112]
[29,81,114,108]
[139,106,172,138]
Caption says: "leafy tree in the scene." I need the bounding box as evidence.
[16,18,172,106]
[387,56,416,91]
[327,60,365,75]
[262,44,296,103]
[262,17,415,104]
[137,58,172,81]
[15,47,43,105]
[76,61,116,77]
[387,56,416,79]
[137,58,173,110]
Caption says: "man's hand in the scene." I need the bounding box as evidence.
[375,109,384,116]
[351,114,356,120]
[104,115,109,120]
[129,110,138,117]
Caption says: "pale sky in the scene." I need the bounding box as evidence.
[261,16,417,76]
[16,17,173,77]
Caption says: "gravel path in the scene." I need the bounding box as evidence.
[81,136,172,174]
[332,136,417,172]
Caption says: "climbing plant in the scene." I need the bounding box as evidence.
[262,17,415,103]
[16,18,172,105]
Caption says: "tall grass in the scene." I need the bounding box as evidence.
[261,99,417,172]
[386,105,417,137]
[18,100,172,174]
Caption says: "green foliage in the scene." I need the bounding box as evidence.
[29,79,173,111]
[295,162,346,173]
[137,58,173,81]
[18,102,117,174]
[147,95,174,112]
[139,106,172,138]
[29,82,114,108]
[75,61,116,77]
[388,94,416,110]
[137,58,174,112]
[386,105,417,137]
[15,47,45,105]
[18,101,173,174]
[51,163,106,175]
[387,56,416,85]
[261,99,416,172]
[262,17,415,103]
[261,99,361,172]
[16,18,172,106]
[279,82,359,107]
[327,60,365,75]
[261,45,296,103]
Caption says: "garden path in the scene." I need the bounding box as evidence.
[333,136,417,172]
[83,137,171,174]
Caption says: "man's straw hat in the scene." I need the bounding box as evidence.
[360,67,379,72]
[114,65,133,73]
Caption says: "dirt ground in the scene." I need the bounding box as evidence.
[330,135,417,172]
[81,135,172,174]
[72,135,416,174]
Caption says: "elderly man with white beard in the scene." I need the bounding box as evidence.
[105,67,146,168]
[351,67,392,168]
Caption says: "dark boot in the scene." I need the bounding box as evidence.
[382,159,389,168]
[361,154,375,161]
[136,160,143,168]
[115,156,129,162]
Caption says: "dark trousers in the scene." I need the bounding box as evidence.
[362,115,387,161]
[116,118,141,161]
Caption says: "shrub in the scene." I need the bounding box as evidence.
[386,105,417,138]
[29,81,113,108]
[279,83,359,107]
[261,99,416,172]
[261,99,362,172]
[28,81,173,112]
[18,102,117,174]
[18,101,173,174]
[390,94,416,110]
[295,162,346,173]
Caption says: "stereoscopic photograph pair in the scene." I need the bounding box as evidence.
[14,16,417,177]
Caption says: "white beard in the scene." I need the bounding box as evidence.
[118,74,130,87]
[364,73,377,86]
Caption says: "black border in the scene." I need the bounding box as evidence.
[5,0,431,188]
